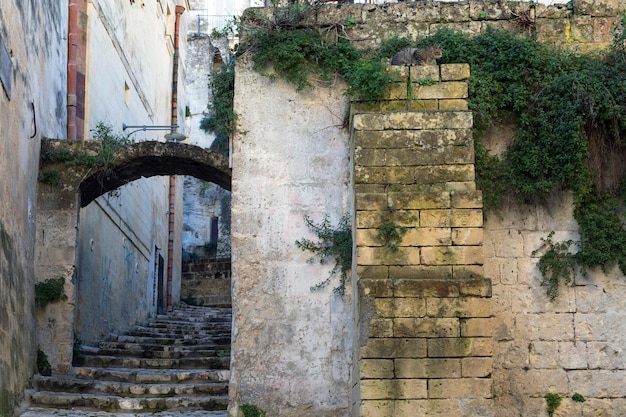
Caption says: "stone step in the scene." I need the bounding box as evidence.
[75,355,230,369]
[74,367,230,384]
[112,335,231,346]
[82,346,230,360]
[30,391,228,412]
[20,407,228,417]
[127,326,230,337]
[96,341,231,353]
[34,375,228,397]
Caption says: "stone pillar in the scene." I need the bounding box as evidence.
[354,64,494,416]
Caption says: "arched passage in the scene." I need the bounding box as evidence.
[35,139,231,373]
[79,141,231,207]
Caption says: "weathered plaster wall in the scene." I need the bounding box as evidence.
[0,0,67,415]
[231,56,356,416]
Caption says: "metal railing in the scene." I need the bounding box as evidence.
[195,15,237,34]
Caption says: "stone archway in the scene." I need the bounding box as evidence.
[35,138,231,373]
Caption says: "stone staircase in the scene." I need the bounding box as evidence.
[20,304,231,416]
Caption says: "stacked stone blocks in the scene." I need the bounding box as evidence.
[354,64,494,416]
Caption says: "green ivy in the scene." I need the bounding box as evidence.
[295,215,352,295]
[201,61,236,158]
[35,277,67,309]
[531,233,576,302]
[235,11,626,299]
[37,349,52,376]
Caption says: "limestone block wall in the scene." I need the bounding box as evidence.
[354,65,493,416]
[181,259,232,306]
[486,190,626,416]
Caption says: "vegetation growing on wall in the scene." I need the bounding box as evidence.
[231,4,626,299]
[40,122,132,177]
[201,61,236,158]
[35,277,67,309]
[296,215,352,295]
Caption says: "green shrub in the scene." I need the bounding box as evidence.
[35,277,67,309]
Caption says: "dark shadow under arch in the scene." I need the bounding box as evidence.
[79,141,231,207]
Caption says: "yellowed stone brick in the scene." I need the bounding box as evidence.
[441,63,471,81]
[451,208,483,227]
[413,165,475,184]
[393,279,460,298]
[441,111,473,129]
[356,228,383,247]
[354,130,387,148]
[453,265,485,280]
[452,227,483,245]
[395,358,462,379]
[457,277,491,296]
[439,99,468,110]
[361,400,394,417]
[420,209,451,227]
[356,193,387,211]
[429,378,492,398]
[407,99,439,111]
[357,265,389,280]
[369,318,394,337]
[420,246,484,265]
[403,227,451,247]
[355,148,386,167]
[356,211,380,228]
[410,65,440,80]
[359,279,393,297]
[394,399,460,417]
[389,265,453,280]
[361,379,428,400]
[460,318,494,337]
[361,338,427,359]
[375,297,426,318]
[445,181,476,192]
[393,317,460,338]
[426,297,492,318]
[361,359,395,379]
[353,113,385,131]
[413,82,468,99]
[451,190,483,208]
[428,337,493,358]
[358,246,421,266]
[461,357,493,377]
[388,192,450,210]
[444,145,475,164]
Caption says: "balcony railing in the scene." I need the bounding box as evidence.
[194,15,237,34]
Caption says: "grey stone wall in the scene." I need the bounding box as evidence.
[0,1,67,415]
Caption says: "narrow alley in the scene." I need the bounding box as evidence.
[19,305,231,416]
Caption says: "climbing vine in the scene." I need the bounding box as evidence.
[201,61,236,158]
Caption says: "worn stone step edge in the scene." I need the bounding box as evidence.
[74,367,230,384]
[34,375,228,397]
[112,335,231,345]
[82,346,230,359]
[76,355,230,370]
[30,391,229,412]
[19,407,228,417]
[96,342,231,352]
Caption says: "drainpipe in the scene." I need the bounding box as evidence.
[166,5,185,311]
[67,0,78,141]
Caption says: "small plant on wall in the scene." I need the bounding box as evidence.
[35,277,67,309]
[376,210,413,252]
[296,214,352,295]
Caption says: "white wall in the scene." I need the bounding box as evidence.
[75,0,189,344]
